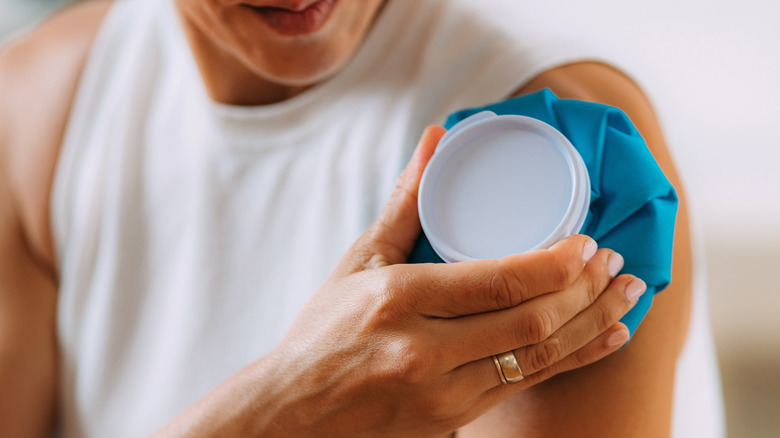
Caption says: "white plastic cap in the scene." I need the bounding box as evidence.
[418,111,590,263]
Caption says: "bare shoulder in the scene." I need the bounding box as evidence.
[459,63,693,436]
[517,61,692,356]
[0,0,112,272]
[516,62,676,177]
[0,0,114,141]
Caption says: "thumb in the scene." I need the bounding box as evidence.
[339,125,446,275]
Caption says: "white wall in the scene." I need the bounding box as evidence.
[514,3,780,435]
[527,0,780,334]
[3,3,778,241]
[0,0,72,42]
[540,0,780,246]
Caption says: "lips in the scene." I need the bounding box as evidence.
[243,0,339,37]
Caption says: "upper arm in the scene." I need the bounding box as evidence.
[0,155,59,438]
[1,0,112,270]
[0,2,111,436]
[458,62,692,437]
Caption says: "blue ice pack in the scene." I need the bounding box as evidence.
[408,89,678,336]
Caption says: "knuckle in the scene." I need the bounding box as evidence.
[370,301,400,331]
[528,336,565,372]
[548,250,580,290]
[594,303,617,333]
[569,347,593,369]
[381,339,434,385]
[373,268,396,294]
[560,252,582,287]
[581,269,603,305]
[382,265,412,295]
[366,270,410,328]
[489,261,518,309]
[355,230,391,267]
[586,273,603,304]
[578,251,612,304]
[521,308,556,345]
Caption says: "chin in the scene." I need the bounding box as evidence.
[229,13,361,88]
[174,0,385,101]
[228,0,383,85]
[243,48,350,87]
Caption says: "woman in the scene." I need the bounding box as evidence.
[0,0,697,436]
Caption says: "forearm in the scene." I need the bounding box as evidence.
[150,347,343,438]
[153,340,459,438]
[150,353,288,438]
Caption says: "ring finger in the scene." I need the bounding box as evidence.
[450,317,632,397]
[448,274,643,393]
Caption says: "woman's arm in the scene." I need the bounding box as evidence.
[0,3,112,437]
[0,141,59,438]
[151,126,639,438]
[458,61,693,437]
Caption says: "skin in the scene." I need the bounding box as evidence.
[0,0,691,437]
[173,0,386,105]
[457,66,693,437]
[0,3,112,437]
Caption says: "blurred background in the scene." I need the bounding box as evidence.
[2,0,778,436]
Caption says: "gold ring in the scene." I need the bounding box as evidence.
[493,351,524,384]
[492,355,507,384]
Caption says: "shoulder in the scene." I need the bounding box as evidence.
[0,0,113,107]
[515,63,685,237]
[515,62,668,164]
[460,61,693,436]
[0,0,113,272]
[518,61,693,353]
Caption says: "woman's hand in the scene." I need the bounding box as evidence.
[256,125,644,437]
[152,126,645,438]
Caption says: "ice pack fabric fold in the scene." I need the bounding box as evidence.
[408,89,678,336]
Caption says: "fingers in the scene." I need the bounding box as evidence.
[449,271,642,395]
[457,322,631,411]
[335,125,446,277]
[434,248,622,365]
[443,263,643,393]
[516,322,631,387]
[399,234,599,318]
[512,274,644,376]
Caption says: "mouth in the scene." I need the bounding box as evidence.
[242,0,339,37]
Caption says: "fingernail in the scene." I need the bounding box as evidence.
[624,278,647,302]
[582,239,598,262]
[608,252,624,277]
[607,329,630,348]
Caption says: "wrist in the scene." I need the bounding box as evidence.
[150,352,293,438]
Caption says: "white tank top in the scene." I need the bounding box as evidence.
[51,0,723,436]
